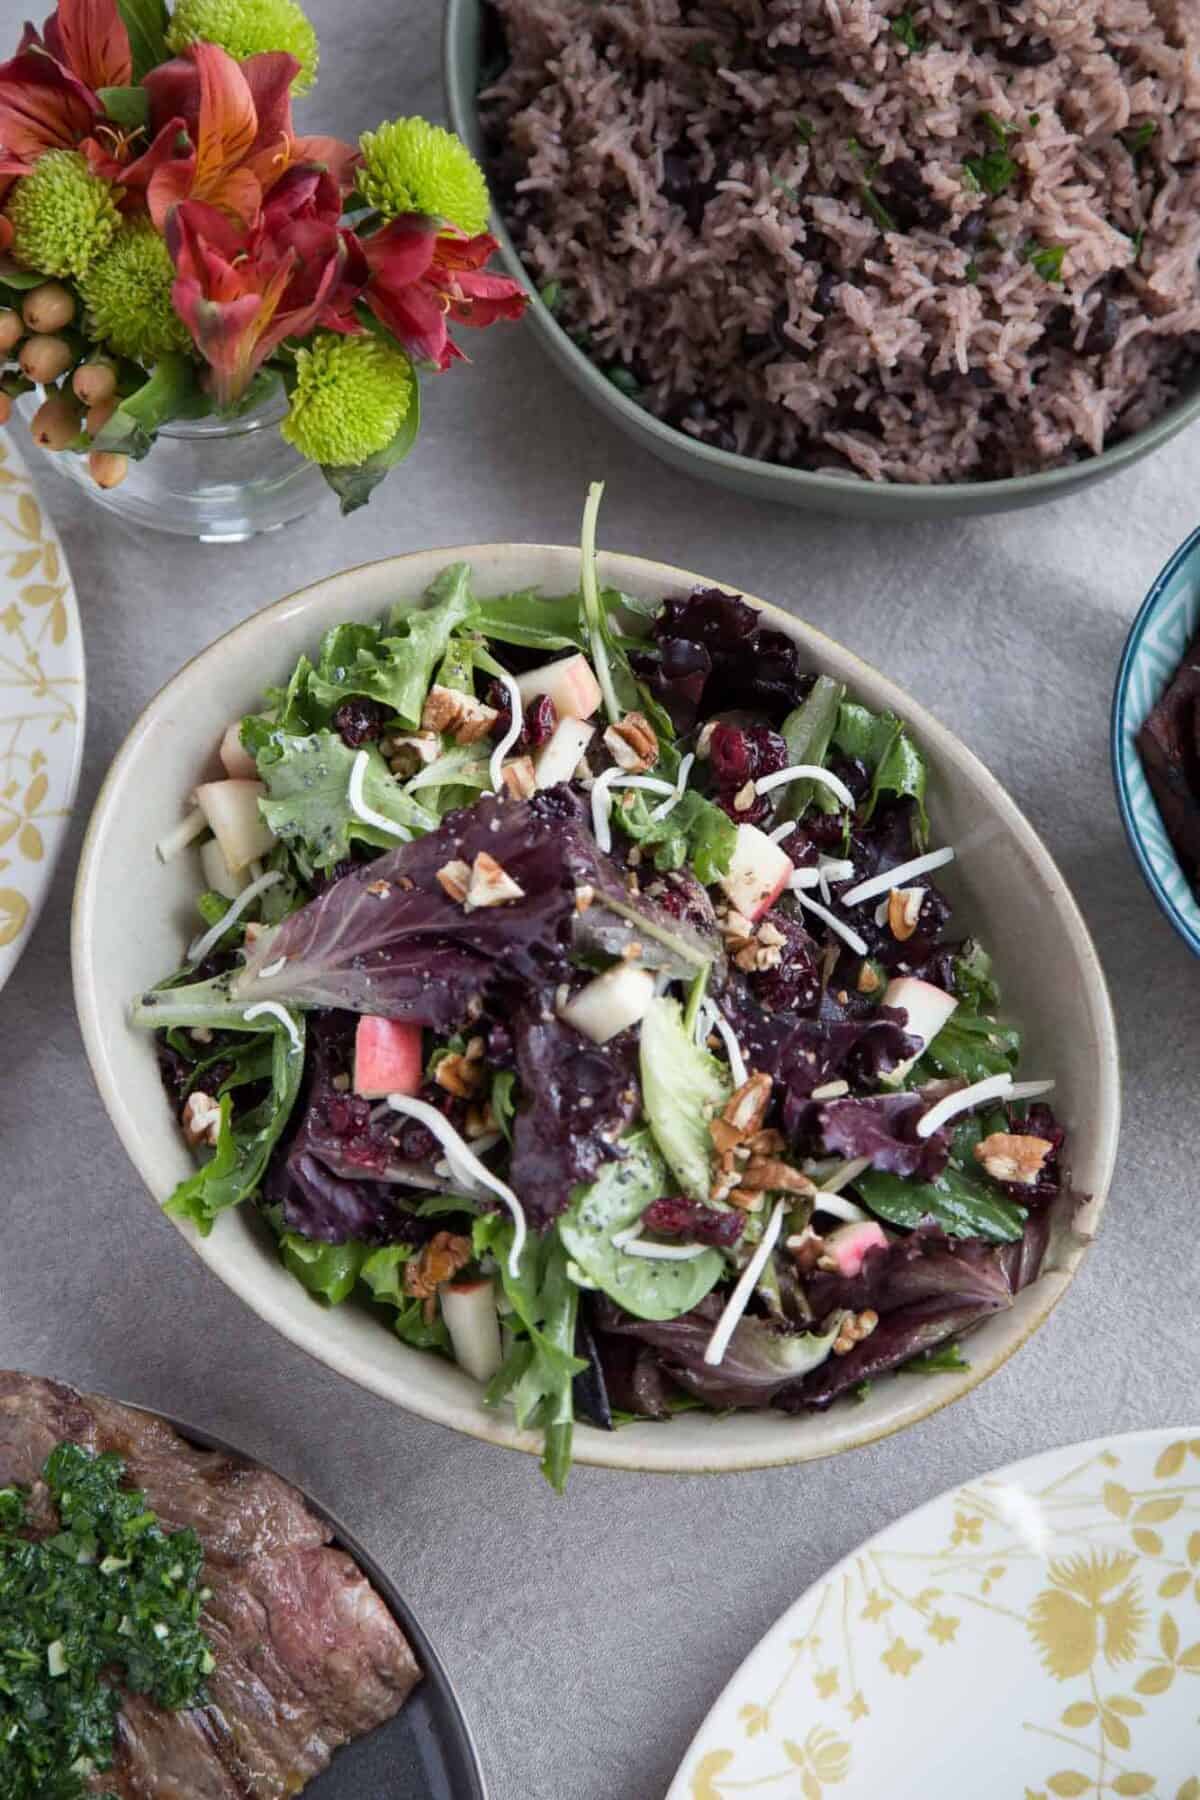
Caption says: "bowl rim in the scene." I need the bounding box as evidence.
[442,0,1200,507]
[1111,522,1200,958]
[72,544,1121,1475]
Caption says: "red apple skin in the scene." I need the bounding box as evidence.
[823,1221,888,1277]
[354,1017,423,1099]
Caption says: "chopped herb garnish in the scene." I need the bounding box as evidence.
[891,11,923,52]
[1131,226,1145,260]
[0,1444,213,1800]
[1021,240,1066,284]
[900,1342,971,1375]
[982,110,1018,146]
[771,174,800,202]
[538,279,562,313]
[1028,111,1041,127]
[606,366,641,398]
[795,114,815,144]
[964,259,980,284]
[860,183,897,233]
[963,148,1018,197]
[1119,120,1157,156]
[686,41,714,66]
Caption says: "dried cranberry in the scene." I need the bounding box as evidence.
[486,1019,516,1068]
[753,909,822,1016]
[333,698,388,748]
[395,1118,439,1163]
[642,1194,745,1248]
[488,683,559,754]
[323,1093,373,1138]
[710,723,789,820]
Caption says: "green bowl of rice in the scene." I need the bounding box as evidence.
[445,0,1200,520]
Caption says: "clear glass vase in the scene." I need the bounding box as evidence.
[16,372,330,542]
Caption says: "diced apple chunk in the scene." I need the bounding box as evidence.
[441,1279,503,1383]
[219,720,258,779]
[534,716,595,789]
[354,1016,423,1100]
[821,1220,888,1277]
[515,652,602,721]
[193,779,275,874]
[718,823,794,923]
[558,964,656,1045]
[199,835,248,902]
[879,977,959,1087]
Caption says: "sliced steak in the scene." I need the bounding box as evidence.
[2,1373,422,1797]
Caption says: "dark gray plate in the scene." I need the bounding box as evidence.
[148,1409,487,1800]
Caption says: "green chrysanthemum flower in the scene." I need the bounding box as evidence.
[7,151,120,280]
[79,221,191,363]
[165,0,319,94]
[357,118,489,235]
[281,333,414,467]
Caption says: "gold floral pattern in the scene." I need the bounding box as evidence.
[0,434,82,984]
[678,1433,1200,1800]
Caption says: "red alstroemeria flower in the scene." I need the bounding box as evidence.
[360,217,528,372]
[167,179,364,407]
[120,44,358,230]
[0,0,131,172]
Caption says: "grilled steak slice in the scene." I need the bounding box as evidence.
[2,1373,421,1797]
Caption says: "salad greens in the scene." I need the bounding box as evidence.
[0,1444,212,1800]
[135,489,1064,1488]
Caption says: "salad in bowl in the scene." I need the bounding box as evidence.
[129,491,1079,1488]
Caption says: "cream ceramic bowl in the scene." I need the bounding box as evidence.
[72,547,1120,1475]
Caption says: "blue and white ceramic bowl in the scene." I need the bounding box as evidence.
[1113,524,1200,956]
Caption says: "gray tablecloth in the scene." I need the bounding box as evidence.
[3,5,1199,1796]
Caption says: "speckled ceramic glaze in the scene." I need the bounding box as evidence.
[72,545,1119,1475]
[443,0,1200,521]
[670,1429,1200,1799]
[1113,525,1200,958]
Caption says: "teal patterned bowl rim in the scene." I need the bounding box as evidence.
[1111,524,1200,957]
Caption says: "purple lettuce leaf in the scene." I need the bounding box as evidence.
[591,1293,842,1410]
[779,1300,1000,1409]
[818,1092,950,1180]
[631,638,712,734]
[651,587,814,722]
[235,791,718,1027]
[509,1010,641,1229]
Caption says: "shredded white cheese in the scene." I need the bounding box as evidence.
[810,1155,873,1222]
[755,763,856,810]
[590,766,677,853]
[703,1199,786,1367]
[708,1005,748,1087]
[156,807,208,864]
[648,751,696,822]
[488,665,524,794]
[1008,1079,1056,1100]
[790,886,869,956]
[768,820,796,844]
[241,1001,303,1055]
[916,1073,1013,1140]
[257,956,287,980]
[348,748,413,842]
[788,866,822,889]
[840,846,956,908]
[186,868,282,966]
[612,1222,708,1261]
[387,1094,527,1277]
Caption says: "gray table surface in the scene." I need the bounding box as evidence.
[3,4,1200,1796]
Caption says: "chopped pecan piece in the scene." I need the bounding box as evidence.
[709,1072,773,1156]
[403,1232,474,1321]
[887,886,925,941]
[857,960,882,995]
[386,730,440,776]
[465,850,525,911]
[603,710,658,773]
[741,1157,817,1196]
[435,1053,485,1099]
[436,858,471,903]
[973,1132,1052,1186]
[832,1309,879,1356]
[420,683,499,745]
[181,1090,222,1149]
[500,755,536,799]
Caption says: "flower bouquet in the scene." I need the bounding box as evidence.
[0,0,527,512]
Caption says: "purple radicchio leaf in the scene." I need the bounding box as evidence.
[509,1010,641,1229]
[818,1092,950,1180]
[590,1292,842,1410]
[652,587,814,721]
[235,791,719,1027]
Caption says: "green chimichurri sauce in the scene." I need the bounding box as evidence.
[0,1442,213,1800]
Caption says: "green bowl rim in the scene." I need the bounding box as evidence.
[443,0,1200,507]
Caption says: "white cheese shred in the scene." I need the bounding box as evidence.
[755,763,856,811]
[257,956,287,981]
[156,807,208,864]
[840,846,956,908]
[703,1199,787,1367]
[590,766,676,853]
[241,1001,303,1055]
[348,748,413,842]
[811,1156,872,1223]
[186,869,282,966]
[488,665,524,794]
[790,886,869,956]
[916,1073,1014,1140]
[612,1219,708,1261]
[788,866,822,889]
[768,821,797,844]
[387,1094,527,1278]
[1008,1079,1056,1100]
[709,1005,748,1087]
[648,751,696,822]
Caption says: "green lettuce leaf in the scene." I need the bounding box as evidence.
[778,676,846,820]
[832,702,929,834]
[257,732,437,869]
[918,1007,1021,1084]
[612,787,735,882]
[639,996,731,1202]
[854,1163,1025,1242]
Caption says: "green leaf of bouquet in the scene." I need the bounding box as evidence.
[98,84,150,129]
[93,354,211,460]
[323,376,422,515]
[117,0,170,82]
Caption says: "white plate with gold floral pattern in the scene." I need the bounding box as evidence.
[671,1431,1200,1800]
[0,431,84,992]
